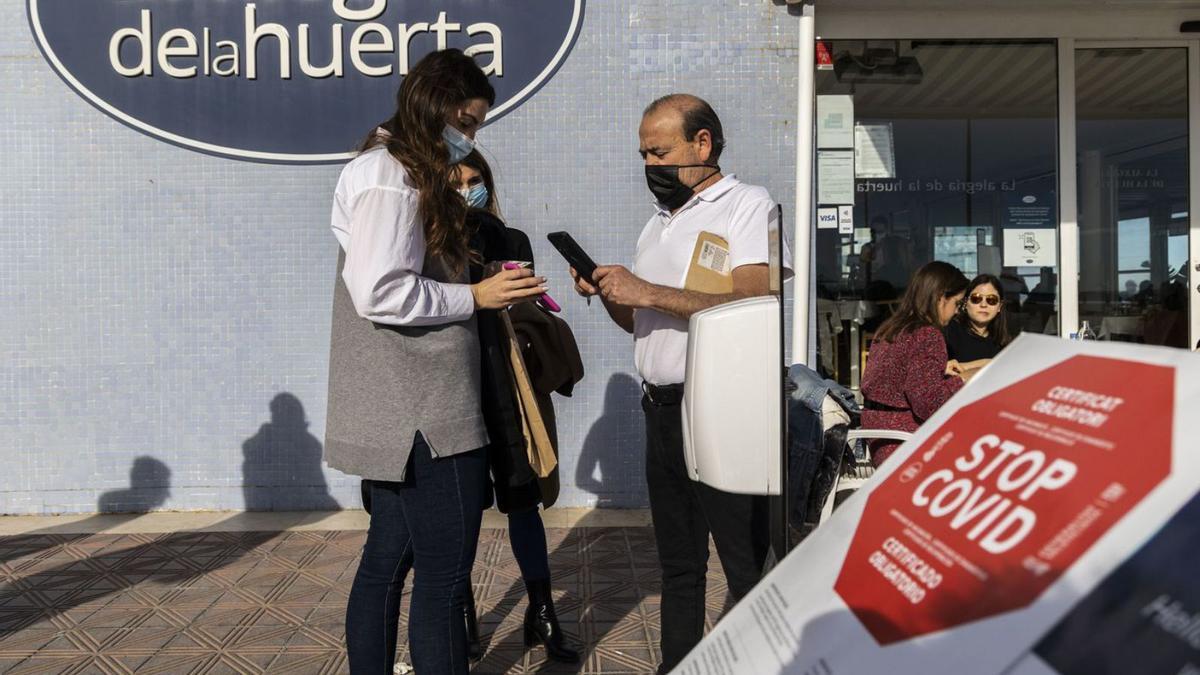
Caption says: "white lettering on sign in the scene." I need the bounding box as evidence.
[1142,594,1200,650]
[1029,385,1125,428]
[107,2,504,80]
[911,434,1078,555]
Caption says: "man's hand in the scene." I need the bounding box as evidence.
[594,265,653,308]
[570,267,599,298]
[572,266,636,334]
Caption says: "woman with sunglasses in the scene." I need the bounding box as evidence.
[944,274,1011,373]
[861,261,969,467]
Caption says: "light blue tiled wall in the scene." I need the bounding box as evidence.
[1,1,799,514]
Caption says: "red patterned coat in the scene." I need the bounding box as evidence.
[861,325,963,466]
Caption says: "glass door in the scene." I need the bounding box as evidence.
[812,39,1060,386]
[1074,46,1192,347]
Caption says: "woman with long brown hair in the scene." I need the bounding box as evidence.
[324,49,546,674]
[860,261,969,466]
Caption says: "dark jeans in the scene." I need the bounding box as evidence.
[345,435,487,675]
[642,395,769,673]
[508,508,551,582]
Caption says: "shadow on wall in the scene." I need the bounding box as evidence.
[242,393,340,511]
[0,423,347,631]
[575,373,647,508]
[0,457,173,566]
[97,456,172,513]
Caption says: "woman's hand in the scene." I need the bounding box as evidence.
[471,267,546,310]
[945,360,963,377]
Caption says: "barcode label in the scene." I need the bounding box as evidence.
[698,240,730,274]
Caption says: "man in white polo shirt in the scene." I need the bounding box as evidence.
[572,93,790,673]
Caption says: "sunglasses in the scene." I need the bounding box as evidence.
[968,293,1001,307]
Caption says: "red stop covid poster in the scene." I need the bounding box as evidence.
[834,354,1172,644]
[673,335,1200,675]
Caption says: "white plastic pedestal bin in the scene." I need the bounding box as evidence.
[681,295,782,496]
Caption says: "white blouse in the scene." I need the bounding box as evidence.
[330,145,475,326]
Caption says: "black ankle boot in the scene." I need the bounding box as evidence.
[522,578,579,663]
[464,590,481,660]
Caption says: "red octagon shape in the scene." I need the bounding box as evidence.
[834,355,1173,645]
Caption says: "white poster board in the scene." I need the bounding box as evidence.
[674,335,1200,675]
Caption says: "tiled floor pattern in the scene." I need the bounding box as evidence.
[0,527,729,674]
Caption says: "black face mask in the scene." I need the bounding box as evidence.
[645,164,720,211]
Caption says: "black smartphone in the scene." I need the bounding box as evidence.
[547,231,599,284]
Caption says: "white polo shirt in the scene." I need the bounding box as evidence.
[631,174,791,385]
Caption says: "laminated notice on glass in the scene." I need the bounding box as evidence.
[1004,229,1057,267]
[817,150,855,205]
[817,95,855,149]
[855,123,896,179]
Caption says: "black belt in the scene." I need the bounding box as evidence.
[864,399,909,413]
[643,381,684,407]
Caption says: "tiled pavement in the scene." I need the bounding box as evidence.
[0,521,730,674]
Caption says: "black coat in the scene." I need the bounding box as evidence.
[469,211,553,514]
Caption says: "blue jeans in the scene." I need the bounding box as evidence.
[345,436,487,675]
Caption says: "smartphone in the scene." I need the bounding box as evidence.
[503,262,561,313]
[546,231,599,284]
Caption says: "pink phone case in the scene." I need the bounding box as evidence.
[503,262,561,312]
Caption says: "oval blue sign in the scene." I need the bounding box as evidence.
[28,0,585,163]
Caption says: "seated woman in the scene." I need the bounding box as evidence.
[861,261,969,466]
[944,273,1011,372]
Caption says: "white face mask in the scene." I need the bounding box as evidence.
[442,125,475,164]
[459,184,488,209]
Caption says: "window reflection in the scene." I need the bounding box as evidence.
[1076,47,1189,348]
[814,40,1059,386]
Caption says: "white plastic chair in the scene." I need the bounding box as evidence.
[817,428,913,525]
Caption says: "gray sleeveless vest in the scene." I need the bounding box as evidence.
[324,249,488,481]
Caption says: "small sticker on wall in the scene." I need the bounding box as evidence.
[818,207,839,230]
[838,205,854,234]
[817,41,834,70]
